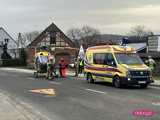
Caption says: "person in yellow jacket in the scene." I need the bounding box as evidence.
[78,59,84,74]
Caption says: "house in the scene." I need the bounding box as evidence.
[27,23,78,67]
[0,27,18,58]
[126,36,148,53]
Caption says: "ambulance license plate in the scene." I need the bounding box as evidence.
[138,81,146,84]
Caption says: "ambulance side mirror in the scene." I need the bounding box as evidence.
[110,61,117,67]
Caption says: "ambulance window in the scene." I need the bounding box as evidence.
[93,53,106,65]
[105,53,116,67]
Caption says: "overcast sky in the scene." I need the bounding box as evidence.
[0,0,160,39]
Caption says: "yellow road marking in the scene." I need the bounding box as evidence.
[29,88,56,96]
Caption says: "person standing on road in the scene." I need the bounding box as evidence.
[78,59,84,74]
[146,56,156,71]
[47,56,55,80]
[74,58,79,77]
[59,58,67,77]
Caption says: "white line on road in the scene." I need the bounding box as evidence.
[50,81,61,85]
[27,77,36,80]
[0,68,34,73]
[85,89,107,94]
[152,102,160,106]
[44,95,55,98]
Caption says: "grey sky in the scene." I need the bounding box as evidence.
[0,0,160,39]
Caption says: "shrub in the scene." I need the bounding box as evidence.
[19,48,27,66]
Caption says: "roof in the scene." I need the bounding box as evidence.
[127,43,147,52]
[0,27,18,45]
[127,36,148,43]
[139,52,160,59]
[0,27,18,49]
[28,23,75,47]
[96,35,148,44]
[87,45,136,53]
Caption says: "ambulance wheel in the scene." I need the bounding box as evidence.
[87,73,94,83]
[140,84,148,89]
[113,76,121,88]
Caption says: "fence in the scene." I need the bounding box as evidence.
[0,59,24,67]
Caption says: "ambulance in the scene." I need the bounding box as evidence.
[84,45,153,88]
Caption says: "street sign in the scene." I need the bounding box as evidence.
[148,35,160,52]
[78,45,85,59]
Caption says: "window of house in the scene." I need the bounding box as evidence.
[56,41,61,46]
[65,43,69,47]
[61,41,66,46]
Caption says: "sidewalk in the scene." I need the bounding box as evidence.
[0,92,28,120]
[150,80,160,87]
[0,91,51,120]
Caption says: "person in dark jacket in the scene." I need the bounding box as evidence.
[46,56,55,80]
[74,58,79,77]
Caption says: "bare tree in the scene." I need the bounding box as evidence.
[24,31,40,43]
[67,28,82,40]
[18,31,40,48]
[66,28,82,47]
[67,26,100,48]
[81,26,100,48]
[128,25,154,37]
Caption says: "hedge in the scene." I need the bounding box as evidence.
[0,59,25,67]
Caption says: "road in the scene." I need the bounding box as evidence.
[0,69,159,120]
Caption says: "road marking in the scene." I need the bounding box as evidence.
[50,81,61,85]
[44,95,55,98]
[152,102,160,106]
[29,88,56,96]
[27,77,36,80]
[85,89,106,94]
[0,68,33,73]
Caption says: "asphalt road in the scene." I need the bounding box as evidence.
[0,69,159,120]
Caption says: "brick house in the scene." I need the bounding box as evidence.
[27,23,78,67]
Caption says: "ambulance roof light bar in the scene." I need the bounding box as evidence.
[120,37,128,46]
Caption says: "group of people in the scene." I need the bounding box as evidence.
[46,56,68,80]
[46,56,85,79]
[46,55,156,80]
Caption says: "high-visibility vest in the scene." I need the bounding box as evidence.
[79,60,84,66]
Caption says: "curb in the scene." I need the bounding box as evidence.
[150,80,160,87]
[0,90,51,120]
[149,84,160,87]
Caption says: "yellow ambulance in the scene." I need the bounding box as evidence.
[84,45,153,88]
